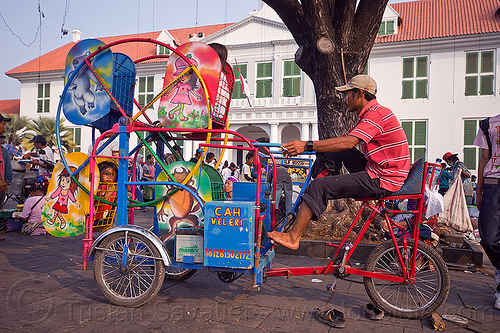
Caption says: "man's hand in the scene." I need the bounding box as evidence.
[476,192,482,210]
[281,140,306,157]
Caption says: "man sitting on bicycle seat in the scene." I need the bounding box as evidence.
[267,75,411,250]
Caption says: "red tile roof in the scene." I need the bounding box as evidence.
[377,0,500,43]
[0,99,20,116]
[7,0,500,76]
[6,23,232,76]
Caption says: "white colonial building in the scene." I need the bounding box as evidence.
[6,0,500,173]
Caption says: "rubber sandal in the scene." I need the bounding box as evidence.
[365,303,384,320]
[314,308,345,328]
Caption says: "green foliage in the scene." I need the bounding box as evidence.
[26,116,76,154]
[3,114,31,145]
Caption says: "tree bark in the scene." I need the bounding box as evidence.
[263,0,388,139]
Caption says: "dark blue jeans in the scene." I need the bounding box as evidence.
[302,171,392,221]
[478,183,500,281]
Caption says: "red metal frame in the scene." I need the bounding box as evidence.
[265,162,442,285]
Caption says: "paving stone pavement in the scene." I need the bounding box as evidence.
[1,208,499,332]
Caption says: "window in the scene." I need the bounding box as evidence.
[232,64,247,99]
[283,60,301,97]
[138,76,154,109]
[256,62,272,98]
[402,56,428,99]
[68,127,81,152]
[401,120,427,163]
[463,119,481,171]
[37,83,50,113]
[378,19,395,36]
[465,50,494,96]
[158,44,170,55]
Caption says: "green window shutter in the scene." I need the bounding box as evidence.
[466,52,478,74]
[402,81,413,99]
[257,79,272,97]
[414,121,426,145]
[37,100,43,113]
[415,79,427,98]
[283,78,291,97]
[290,62,300,76]
[257,63,269,78]
[256,80,265,98]
[463,147,477,170]
[264,63,272,77]
[139,77,146,93]
[402,122,413,145]
[37,84,43,98]
[480,75,494,95]
[284,61,292,76]
[264,79,272,97]
[44,99,50,113]
[481,51,494,73]
[378,21,385,36]
[414,148,426,161]
[387,20,395,34]
[283,77,301,97]
[147,76,154,92]
[463,120,477,145]
[232,82,243,99]
[465,76,478,96]
[240,64,247,78]
[146,94,154,108]
[291,77,301,96]
[416,57,427,77]
[75,127,81,146]
[403,58,414,78]
[45,83,50,98]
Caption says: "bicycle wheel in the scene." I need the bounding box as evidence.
[363,238,450,319]
[94,232,165,307]
[165,267,197,281]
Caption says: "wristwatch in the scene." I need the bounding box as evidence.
[306,140,314,152]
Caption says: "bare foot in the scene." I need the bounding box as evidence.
[266,230,300,250]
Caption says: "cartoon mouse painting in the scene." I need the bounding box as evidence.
[67,51,104,115]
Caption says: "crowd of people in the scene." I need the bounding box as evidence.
[0,73,498,314]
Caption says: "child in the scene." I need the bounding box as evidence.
[95,161,118,222]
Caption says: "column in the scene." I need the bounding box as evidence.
[300,122,310,141]
[270,122,279,144]
[312,122,319,140]
[184,141,194,162]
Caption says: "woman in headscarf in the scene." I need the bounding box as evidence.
[224,176,239,201]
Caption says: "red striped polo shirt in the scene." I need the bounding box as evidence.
[347,99,410,192]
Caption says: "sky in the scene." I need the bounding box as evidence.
[0,0,410,100]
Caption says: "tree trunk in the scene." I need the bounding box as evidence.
[262,0,390,241]
[263,0,388,139]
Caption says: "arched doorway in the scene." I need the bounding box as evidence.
[234,126,269,166]
[281,124,300,143]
